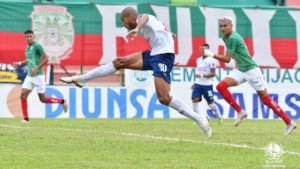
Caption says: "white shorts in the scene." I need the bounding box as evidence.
[22,75,46,93]
[227,67,266,91]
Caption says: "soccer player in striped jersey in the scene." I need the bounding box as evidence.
[203,16,296,135]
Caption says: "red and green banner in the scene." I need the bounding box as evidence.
[0,2,300,68]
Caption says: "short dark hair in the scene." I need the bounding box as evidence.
[24,29,34,34]
[202,43,209,49]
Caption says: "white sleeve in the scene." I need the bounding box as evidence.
[136,14,150,27]
[136,14,143,23]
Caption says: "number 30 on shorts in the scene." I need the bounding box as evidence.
[158,63,167,72]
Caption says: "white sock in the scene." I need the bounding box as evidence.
[209,103,222,118]
[169,97,201,123]
[77,62,117,82]
[193,102,200,114]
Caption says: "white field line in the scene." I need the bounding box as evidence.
[0,124,31,129]
[1,123,300,157]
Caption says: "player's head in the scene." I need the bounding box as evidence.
[121,7,138,31]
[219,16,233,36]
[24,29,35,45]
[200,43,209,57]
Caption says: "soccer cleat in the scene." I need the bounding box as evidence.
[62,99,68,113]
[197,115,213,139]
[21,119,29,124]
[206,126,213,139]
[233,110,247,127]
[60,76,85,88]
[285,121,297,135]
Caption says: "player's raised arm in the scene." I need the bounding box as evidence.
[126,14,149,39]
[135,14,149,30]
[203,47,232,63]
[213,52,232,63]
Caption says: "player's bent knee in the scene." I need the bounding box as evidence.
[20,94,28,100]
[216,81,228,91]
[193,98,201,103]
[39,98,46,103]
[112,59,120,69]
[158,96,171,105]
[113,58,126,69]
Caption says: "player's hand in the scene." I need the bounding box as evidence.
[126,28,139,40]
[31,68,38,76]
[204,49,215,57]
[12,62,21,68]
[12,62,18,68]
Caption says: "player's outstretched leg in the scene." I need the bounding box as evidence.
[169,97,212,139]
[216,81,247,126]
[20,89,31,123]
[193,102,200,114]
[60,62,117,88]
[286,121,297,135]
[21,98,29,122]
[261,95,297,134]
[208,103,223,124]
[42,97,68,113]
[60,75,85,88]
[62,99,68,113]
[233,110,247,127]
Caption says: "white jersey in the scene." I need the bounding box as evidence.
[195,56,217,86]
[138,14,174,55]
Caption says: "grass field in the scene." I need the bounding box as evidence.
[0,118,299,169]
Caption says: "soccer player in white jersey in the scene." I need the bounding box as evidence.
[192,43,222,122]
[203,16,296,134]
[60,7,212,138]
